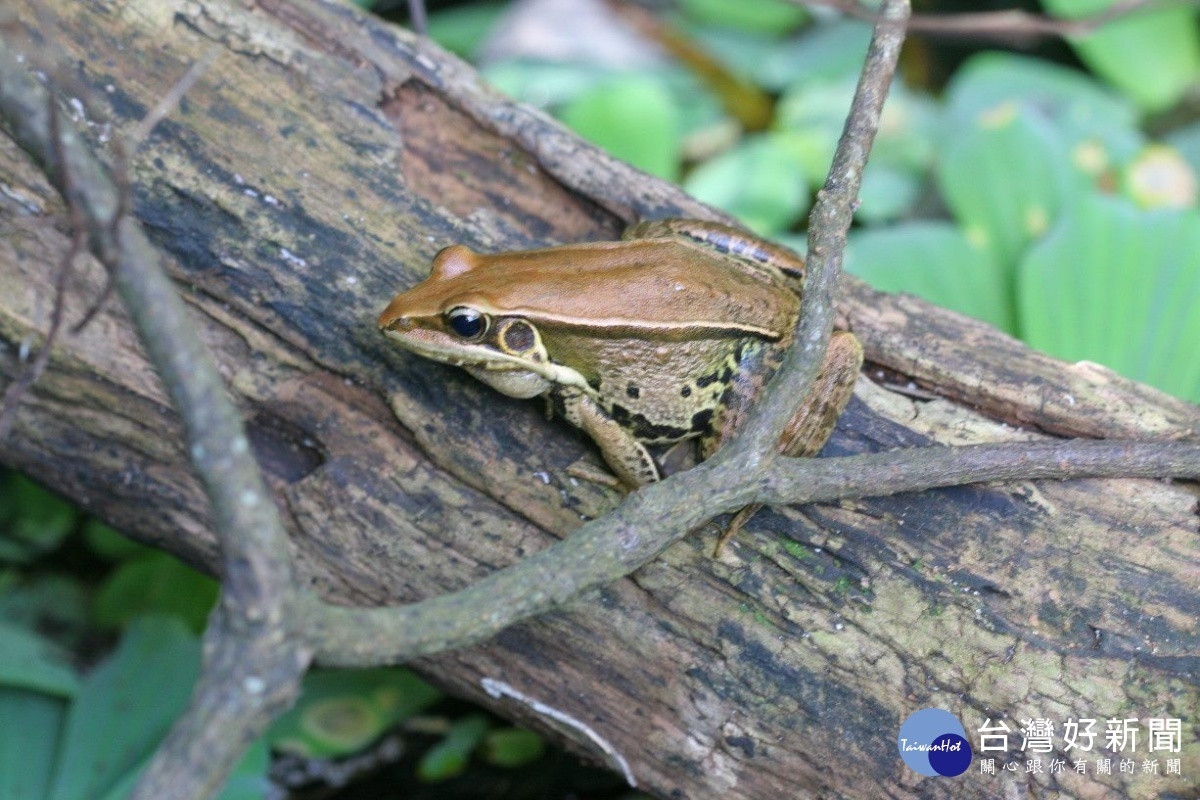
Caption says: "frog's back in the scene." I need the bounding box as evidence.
[411,239,799,341]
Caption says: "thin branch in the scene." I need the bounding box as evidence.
[126,46,220,147]
[727,0,908,462]
[306,438,1200,666]
[0,102,82,440]
[803,0,1194,40]
[0,43,308,800]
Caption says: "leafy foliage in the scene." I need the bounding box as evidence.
[442,3,1200,402]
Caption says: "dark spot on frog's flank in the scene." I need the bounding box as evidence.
[610,403,690,442]
[500,319,537,353]
[626,384,640,399]
[681,386,692,398]
[690,408,714,432]
[695,372,720,389]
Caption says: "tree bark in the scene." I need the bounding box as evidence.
[0,1,1197,798]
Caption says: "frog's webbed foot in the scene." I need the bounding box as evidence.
[711,505,763,557]
[565,459,625,491]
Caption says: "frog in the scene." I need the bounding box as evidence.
[378,219,862,541]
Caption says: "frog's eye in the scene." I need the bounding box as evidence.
[445,306,489,340]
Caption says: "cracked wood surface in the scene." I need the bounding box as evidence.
[1,1,1198,798]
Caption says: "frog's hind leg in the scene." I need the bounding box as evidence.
[708,332,863,555]
[776,332,863,458]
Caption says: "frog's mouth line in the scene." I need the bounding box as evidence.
[380,328,595,396]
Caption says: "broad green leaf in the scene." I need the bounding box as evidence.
[558,75,681,180]
[846,222,1013,332]
[93,735,269,800]
[0,574,89,650]
[82,520,153,562]
[417,714,490,782]
[93,552,218,633]
[216,739,270,800]
[0,473,78,565]
[937,103,1080,268]
[481,728,545,768]
[943,51,1143,167]
[48,616,200,800]
[679,0,807,34]
[856,165,921,225]
[683,134,808,234]
[776,75,939,182]
[756,19,873,92]
[1042,0,1200,113]
[944,51,1136,129]
[483,61,616,110]
[1018,194,1200,402]
[1166,120,1200,177]
[0,688,66,800]
[426,1,506,59]
[0,621,79,697]
[270,668,441,759]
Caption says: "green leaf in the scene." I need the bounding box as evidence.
[417,714,490,782]
[0,574,89,650]
[558,75,681,180]
[846,222,1014,332]
[856,165,921,225]
[937,103,1080,268]
[481,728,545,768]
[483,61,613,110]
[0,621,79,697]
[755,20,873,92]
[216,739,270,800]
[426,1,506,60]
[270,668,441,759]
[683,134,808,234]
[93,552,218,633]
[0,473,78,565]
[1018,194,1200,402]
[943,51,1143,169]
[1166,119,1200,177]
[1041,0,1200,113]
[678,0,807,34]
[48,616,200,800]
[0,688,66,800]
[774,73,939,222]
[82,520,153,562]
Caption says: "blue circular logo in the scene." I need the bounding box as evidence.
[897,709,973,777]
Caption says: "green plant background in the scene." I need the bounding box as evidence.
[4,0,1198,797]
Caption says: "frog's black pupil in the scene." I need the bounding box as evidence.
[447,307,486,339]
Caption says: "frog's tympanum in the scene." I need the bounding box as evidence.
[378,219,862,528]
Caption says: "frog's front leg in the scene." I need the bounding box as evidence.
[557,387,661,490]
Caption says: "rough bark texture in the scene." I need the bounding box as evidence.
[1,1,1197,798]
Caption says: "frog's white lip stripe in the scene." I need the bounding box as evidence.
[382,328,594,395]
